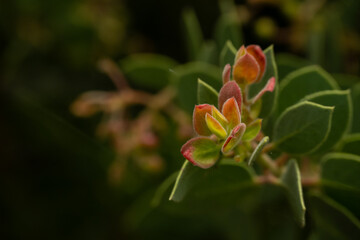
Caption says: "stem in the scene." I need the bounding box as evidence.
[98,58,129,91]
[258,153,281,177]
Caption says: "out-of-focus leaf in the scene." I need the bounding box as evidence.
[309,193,360,240]
[273,101,333,154]
[302,90,352,153]
[248,136,269,165]
[338,134,360,155]
[321,152,360,219]
[350,83,360,133]
[182,8,204,60]
[333,74,360,90]
[280,159,306,227]
[173,62,222,113]
[219,40,237,69]
[169,159,253,202]
[277,65,339,115]
[120,54,177,92]
[197,79,218,106]
[214,13,242,56]
[249,45,278,118]
[276,53,311,81]
[197,40,217,64]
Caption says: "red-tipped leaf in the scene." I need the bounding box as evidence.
[222,97,241,130]
[181,137,221,169]
[218,81,242,112]
[222,123,246,154]
[246,45,266,82]
[222,64,231,84]
[193,104,212,136]
[233,52,260,84]
[251,77,276,104]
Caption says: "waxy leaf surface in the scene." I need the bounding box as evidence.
[242,119,262,141]
[249,45,278,118]
[273,101,333,154]
[277,65,339,115]
[169,159,253,202]
[218,81,242,112]
[222,123,246,153]
[222,97,241,130]
[321,153,360,219]
[193,104,212,136]
[303,90,352,153]
[181,137,221,169]
[280,159,306,227]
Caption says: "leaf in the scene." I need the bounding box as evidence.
[222,123,246,154]
[120,54,177,92]
[338,134,360,155]
[193,104,212,136]
[233,50,260,85]
[182,8,204,60]
[277,65,339,115]
[309,193,360,240]
[321,152,360,219]
[302,90,352,153]
[151,172,178,207]
[242,119,262,141]
[273,101,334,154]
[197,40,217,64]
[249,45,279,118]
[169,159,253,202]
[276,53,311,81]
[248,136,269,165]
[218,81,242,112]
[219,40,237,69]
[197,79,219,106]
[214,13,242,57]
[173,62,222,114]
[205,113,227,139]
[280,159,306,227]
[350,83,360,133]
[180,137,221,169]
[222,97,241,130]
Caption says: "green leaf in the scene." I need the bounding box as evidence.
[321,152,360,219]
[338,134,360,155]
[280,159,306,227]
[197,40,218,64]
[277,65,339,115]
[151,172,178,207]
[350,83,360,133]
[242,119,262,141]
[302,90,352,153]
[173,62,222,113]
[120,54,177,92]
[309,193,360,240]
[273,101,334,154]
[182,8,204,60]
[248,136,269,165]
[214,12,242,56]
[276,53,311,81]
[333,73,360,90]
[180,137,221,169]
[219,40,237,69]
[197,79,219,106]
[249,45,279,118]
[169,159,253,202]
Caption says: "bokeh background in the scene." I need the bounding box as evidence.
[1,0,359,239]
